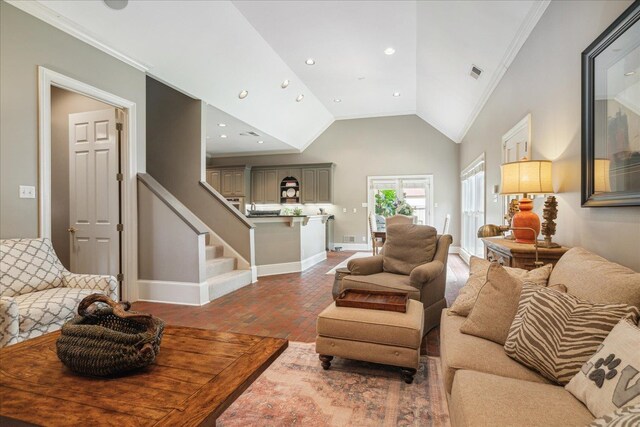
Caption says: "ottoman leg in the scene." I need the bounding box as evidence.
[401,368,417,384]
[319,355,333,370]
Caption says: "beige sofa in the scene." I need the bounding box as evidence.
[441,247,640,427]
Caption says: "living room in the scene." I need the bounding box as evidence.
[1,0,639,426]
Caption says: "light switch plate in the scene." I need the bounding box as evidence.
[19,185,36,199]
[361,202,368,208]
[352,208,357,213]
[342,208,347,213]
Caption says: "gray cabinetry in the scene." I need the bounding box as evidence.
[301,169,317,204]
[316,167,332,203]
[251,170,265,203]
[207,166,250,197]
[251,169,278,204]
[251,163,333,204]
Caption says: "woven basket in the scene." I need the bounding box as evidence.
[56,294,165,377]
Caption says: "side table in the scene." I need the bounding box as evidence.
[481,237,570,270]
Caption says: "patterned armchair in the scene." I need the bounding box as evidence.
[0,238,118,347]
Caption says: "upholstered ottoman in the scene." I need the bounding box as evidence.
[316,299,424,383]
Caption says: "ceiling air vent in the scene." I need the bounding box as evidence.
[240,131,261,137]
[470,65,483,80]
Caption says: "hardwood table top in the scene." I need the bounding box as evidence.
[0,325,287,426]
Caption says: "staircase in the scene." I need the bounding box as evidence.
[204,243,252,301]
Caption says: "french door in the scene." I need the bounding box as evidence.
[460,154,485,263]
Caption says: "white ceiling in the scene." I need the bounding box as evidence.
[13,0,549,153]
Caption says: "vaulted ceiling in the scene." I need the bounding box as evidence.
[12,0,549,156]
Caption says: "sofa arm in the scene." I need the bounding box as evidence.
[348,255,384,276]
[0,297,19,347]
[63,273,118,300]
[410,260,445,288]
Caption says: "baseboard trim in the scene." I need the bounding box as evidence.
[335,243,369,251]
[257,251,327,277]
[137,279,207,306]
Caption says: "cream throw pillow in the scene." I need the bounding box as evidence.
[448,256,552,317]
[566,318,640,418]
[459,263,524,345]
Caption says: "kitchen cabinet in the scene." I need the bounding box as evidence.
[207,166,250,197]
[317,167,332,203]
[251,169,278,204]
[206,170,221,193]
[301,169,316,204]
[278,168,302,184]
[301,167,333,204]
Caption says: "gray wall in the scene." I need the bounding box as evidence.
[212,115,461,246]
[0,2,146,238]
[51,87,113,268]
[460,0,640,270]
[146,77,254,261]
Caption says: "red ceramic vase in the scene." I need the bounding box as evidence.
[512,198,540,244]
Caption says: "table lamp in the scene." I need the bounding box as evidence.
[500,159,553,244]
[594,158,611,193]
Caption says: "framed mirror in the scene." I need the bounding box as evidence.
[581,2,640,207]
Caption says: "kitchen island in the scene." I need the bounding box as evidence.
[249,215,328,277]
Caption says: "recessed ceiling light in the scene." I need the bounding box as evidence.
[238,90,248,99]
[357,76,366,81]
[220,134,227,138]
[393,92,401,97]
[257,140,264,144]
[333,99,342,103]
[218,123,226,127]
[103,0,128,10]
[624,71,636,76]
[305,58,315,66]
[281,80,290,88]
[296,94,305,102]
[384,47,396,55]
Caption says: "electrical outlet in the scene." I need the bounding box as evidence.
[352,208,357,213]
[19,185,36,199]
[342,208,347,213]
[434,202,438,208]
[361,236,366,242]
[361,202,368,208]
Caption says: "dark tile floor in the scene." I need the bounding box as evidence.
[133,251,469,357]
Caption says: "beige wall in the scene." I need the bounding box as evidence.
[211,115,460,246]
[460,0,640,270]
[50,87,113,268]
[0,2,146,238]
[146,77,254,261]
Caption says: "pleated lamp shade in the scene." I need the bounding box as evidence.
[594,158,611,192]
[500,160,553,195]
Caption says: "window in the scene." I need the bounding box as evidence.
[460,154,485,262]
[367,175,434,234]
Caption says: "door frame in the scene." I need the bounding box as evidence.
[38,66,138,301]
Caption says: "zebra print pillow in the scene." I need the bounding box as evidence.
[504,284,640,385]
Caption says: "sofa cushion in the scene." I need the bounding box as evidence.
[505,284,640,385]
[341,273,421,300]
[1,238,65,298]
[439,310,550,394]
[460,263,525,345]
[382,224,437,275]
[450,370,594,427]
[317,300,424,349]
[549,247,640,309]
[566,318,640,418]
[448,256,552,317]
[15,287,94,338]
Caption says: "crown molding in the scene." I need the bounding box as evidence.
[456,0,551,143]
[6,0,150,72]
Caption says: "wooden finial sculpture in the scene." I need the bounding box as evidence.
[539,196,560,248]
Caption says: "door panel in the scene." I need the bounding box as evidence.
[264,169,278,204]
[68,108,119,276]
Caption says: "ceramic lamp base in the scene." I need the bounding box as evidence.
[512,198,540,244]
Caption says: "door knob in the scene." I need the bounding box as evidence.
[67,227,77,233]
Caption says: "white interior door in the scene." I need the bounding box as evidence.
[68,109,119,275]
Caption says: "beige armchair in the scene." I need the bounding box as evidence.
[385,214,414,227]
[341,224,452,334]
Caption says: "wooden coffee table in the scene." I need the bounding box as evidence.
[0,325,287,426]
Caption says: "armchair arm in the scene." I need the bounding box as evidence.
[410,260,445,288]
[0,297,19,347]
[347,255,384,276]
[63,273,118,301]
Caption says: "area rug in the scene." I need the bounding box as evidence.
[218,342,450,427]
[325,252,372,274]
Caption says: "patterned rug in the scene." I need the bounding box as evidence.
[218,342,450,427]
